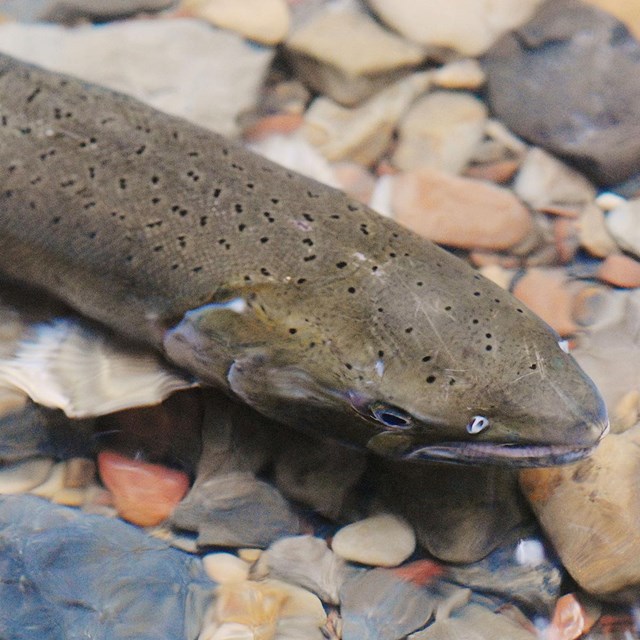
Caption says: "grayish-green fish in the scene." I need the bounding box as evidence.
[0,53,608,466]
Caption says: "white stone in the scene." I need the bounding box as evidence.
[605,198,640,258]
[393,91,487,173]
[181,0,290,45]
[332,513,416,567]
[366,0,545,56]
[199,622,254,640]
[0,19,274,136]
[263,579,327,626]
[0,457,54,494]
[432,59,486,90]
[30,461,66,498]
[203,553,251,584]
[596,192,627,211]
[369,175,394,218]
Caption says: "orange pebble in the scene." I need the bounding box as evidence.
[596,253,640,288]
[392,559,445,586]
[97,451,190,527]
[547,593,585,640]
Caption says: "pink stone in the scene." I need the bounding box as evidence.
[596,254,640,288]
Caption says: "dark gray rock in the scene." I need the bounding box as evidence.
[483,0,640,186]
[0,494,214,640]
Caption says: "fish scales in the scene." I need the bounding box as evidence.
[0,53,608,465]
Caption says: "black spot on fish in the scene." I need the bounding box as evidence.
[426,376,436,384]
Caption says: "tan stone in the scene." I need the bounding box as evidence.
[0,457,54,494]
[391,167,533,250]
[605,198,640,258]
[578,203,618,258]
[64,457,96,488]
[203,552,250,584]
[332,161,376,205]
[431,59,485,90]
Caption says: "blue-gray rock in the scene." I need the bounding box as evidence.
[483,0,640,186]
[0,494,214,640]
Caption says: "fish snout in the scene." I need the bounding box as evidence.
[568,391,609,447]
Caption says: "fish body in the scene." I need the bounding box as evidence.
[0,53,608,465]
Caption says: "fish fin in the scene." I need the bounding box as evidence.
[0,319,196,418]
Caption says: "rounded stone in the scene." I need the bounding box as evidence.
[0,457,54,495]
[203,552,250,584]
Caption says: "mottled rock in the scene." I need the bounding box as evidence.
[367,0,543,55]
[520,423,640,601]
[332,514,415,568]
[596,254,640,288]
[303,72,431,166]
[605,198,640,258]
[431,59,485,90]
[392,91,487,174]
[180,0,290,45]
[286,7,425,105]
[0,19,274,136]
[483,0,640,185]
[253,535,351,605]
[577,204,618,258]
[0,494,214,639]
[203,552,250,584]
[391,168,533,250]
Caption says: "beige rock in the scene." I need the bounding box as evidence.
[0,457,54,494]
[263,579,326,626]
[578,203,618,258]
[181,0,290,45]
[432,59,485,90]
[203,553,251,584]
[392,91,488,174]
[275,617,325,640]
[332,161,376,205]
[286,7,426,105]
[582,0,640,39]
[520,424,640,601]
[605,198,640,258]
[464,158,520,184]
[595,191,627,211]
[200,622,254,640]
[238,548,262,564]
[64,457,95,488]
[391,168,533,250]
[613,390,640,433]
[572,285,610,327]
[0,388,27,418]
[303,72,431,166]
[513,148,596,211]
[332,513,416,567]
[597,254,640,288]
[30,461,66,498]
[367,0,544,56]
[478,265,515,291]
[52,486,87,507]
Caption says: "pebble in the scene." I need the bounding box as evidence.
[513,147,596,211]
[34,0,174,23]
[604,198,640,258]
[0,456,54,494]
[392,559,445,587]
[520,423,640,601]
[391,168,533,250]
[0,19,274,137]
[253,535,351,604]
[596,254,640,288]
[577,203,619,258]
[29,460,66,498]
[613,389,640,433]
[595,191,627,211]
[367,0,543,56]
[546,593,586,640]
[203,552,251,584]
[302,72,431,166]
[431,58,486,90]
[464,158,520,184]
[332,161,377,205]
[286,6,426,105]
[63,457,96,488]
[571,285,609,327]
[265,578,327,626]
[392,91,488,174]
[242,114,304,143]
[582,0,640,39]
[331,513,415,568]
[483,0,640,185]
[180,0,290,45]
[97,450,190,527]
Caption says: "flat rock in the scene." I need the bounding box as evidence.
[596,254,640,288]
[431,59,486,90]
[203,552,250,584]
[605,198,640,258]
[0,494,214,639]
[392,91,487,174]
[286,6,425,105]
[483,0,640,185]
[332,513,416,568]
[0,19,274,137]
[391,167,533,250]
[0,456,54,494]
[520,423,640,601]
[367,0,543,56]
[577,203,618,258]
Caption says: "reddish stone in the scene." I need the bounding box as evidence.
[392,559,446,586]
[596,254,640,288]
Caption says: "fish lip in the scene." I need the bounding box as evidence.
[406,441,600,467]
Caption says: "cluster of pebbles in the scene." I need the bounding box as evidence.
[1,0,640,638]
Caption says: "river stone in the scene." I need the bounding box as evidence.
[605,198,640,258]
[483,0,640,186]
[0,494,214,639]
[0,457,54,494]
[203,552,250,584]
[520,423,640,602]
[577,203,618,258]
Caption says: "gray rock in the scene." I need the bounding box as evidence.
[483,0,640,186]
[0,494,214,640]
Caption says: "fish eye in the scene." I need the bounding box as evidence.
[467,415,490,434]
[370,403,414,429]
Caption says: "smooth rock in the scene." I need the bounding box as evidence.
[596,254,640,288]
[546,593,586,640]
[571,285,610,327]
[391,168,533,250]
[303,72,431,166]
[332,161,376,205]
[431,59,485,90]
[36,0,173,23]
[392,559,445,587]
[582,0,640,39]
[242,114,304,143]
[181,0,290,45]
[612,389,640,433]
[0,457,54,494]
[97,450,190,527]
[392,91,487,174]
[465,158,520,184]
[200,622,254,640]
[367,0,543,56]
[595,192,627,211]
[253,535,351,604]
[483,0,640,185]
[520,423,640,601]
[0,19,274,137]
[264,579,327,626]
[553,217,580,264]
[30,461,66,498]
[276,616,325,640]
[332,514,415,568]
[577,204,618,258]
[203,552,251,584]
[513,148,596,211]
[0,494,214,639]
[286,7,426,105]
[605,198,640,258]
[63,457,95,488]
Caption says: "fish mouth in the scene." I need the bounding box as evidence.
[407,441,600,467]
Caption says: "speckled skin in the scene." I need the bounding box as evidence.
[0,53,608,464]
